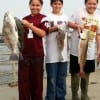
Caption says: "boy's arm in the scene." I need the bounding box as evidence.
[22,20,46,37]
[48,25,58,33]
[68,21,82,33]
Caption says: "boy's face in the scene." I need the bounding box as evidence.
[85,0,97,14]
[29,0,42,15]
[51,1,63,14]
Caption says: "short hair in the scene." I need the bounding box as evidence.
[50,0,63,5]
[85,0,98,4]
[29,0,43,5]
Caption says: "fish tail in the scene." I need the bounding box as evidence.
[97,61,99,67]
[58,52,63,61]
[19,52,23,60]
[9,54,19,61]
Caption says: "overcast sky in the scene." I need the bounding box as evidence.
[1,0,100,33]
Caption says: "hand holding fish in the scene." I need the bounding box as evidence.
[79,67,86,78]
[22,20,33,28]
[22,19,46,37]
[58,22,67,32]
[77,25,84,37]
[77,25,83,33]
[68,22,83,36]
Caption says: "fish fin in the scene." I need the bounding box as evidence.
[19,52,23,60]
[58,52,63,61]
[9,54,19,61]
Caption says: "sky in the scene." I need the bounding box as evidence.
[0,0,100,33]
[0,0,85,32]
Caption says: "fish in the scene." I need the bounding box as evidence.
[78,29,89,77]
[2,11,24,61]
[14,17,24,51]
[97,61,99,66]
[56,29,65,61]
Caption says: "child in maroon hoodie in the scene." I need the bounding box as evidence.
[18,0,48,100]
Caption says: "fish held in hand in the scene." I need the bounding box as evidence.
[14,17,24,51]
[78,29,89,77]
[2,11,24,61]
[56,29,65,61]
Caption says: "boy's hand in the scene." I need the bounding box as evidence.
[58,23,66,32]
[22,20,33,28]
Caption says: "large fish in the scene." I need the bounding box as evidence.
[78,29,89,77]
[14,17,24,51]
[2,11,24,60]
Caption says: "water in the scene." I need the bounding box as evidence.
[0,43,18,84]
[0,43,18,69]
[0,43,99,85]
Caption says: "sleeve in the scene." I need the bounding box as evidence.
[69,13,76,23]
[40,16,49,33]
[69,9,81,23]
[65,15,69,25]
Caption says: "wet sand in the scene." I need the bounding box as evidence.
[0,69,100,100]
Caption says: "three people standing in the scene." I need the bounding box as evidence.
[18,0,100,100]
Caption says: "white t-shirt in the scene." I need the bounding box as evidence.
[45,13,69,63]
[70,8,100,60]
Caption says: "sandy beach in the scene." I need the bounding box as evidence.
[0,69,100,100]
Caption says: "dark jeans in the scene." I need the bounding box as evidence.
[45,62,68,100]
[18,56,44,100]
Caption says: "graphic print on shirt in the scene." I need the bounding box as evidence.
[82,16,98,42]
[49,21,54,27]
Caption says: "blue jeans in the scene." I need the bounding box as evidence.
[45,62,67,100]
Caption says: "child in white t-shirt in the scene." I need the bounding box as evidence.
[45,0,81,100]
[69,0,100,100]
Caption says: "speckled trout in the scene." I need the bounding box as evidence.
[2,11,24,60]
[78,29,89,76]
[56,29,65,61]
